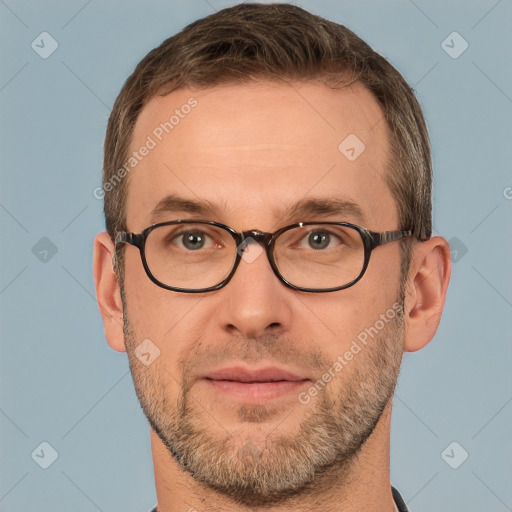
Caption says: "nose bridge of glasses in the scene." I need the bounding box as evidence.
[239,229,273,248]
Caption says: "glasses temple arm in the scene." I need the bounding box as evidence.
[372,228,432,248]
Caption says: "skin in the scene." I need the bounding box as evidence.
[94,81,451,512]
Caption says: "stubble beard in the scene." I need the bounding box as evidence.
[122,299,404,508]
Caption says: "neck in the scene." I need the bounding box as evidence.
[151,401,398,512]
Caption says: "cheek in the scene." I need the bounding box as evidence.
[124,264,210,379]
[123,251,156,318]
[364,243,403,296]
[299,258,401,352]
[123,250,190,340]
[298,293,376,356]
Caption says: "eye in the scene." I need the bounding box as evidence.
[173,230,215,250]
[306,231,332,250]
[294,230,343,250]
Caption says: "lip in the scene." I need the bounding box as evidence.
[203,366,307,383]
[201,366,310,403]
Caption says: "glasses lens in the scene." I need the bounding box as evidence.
[144,223,237,290]
[273,224,365,290]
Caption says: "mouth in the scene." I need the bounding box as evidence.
[201,366,310,402]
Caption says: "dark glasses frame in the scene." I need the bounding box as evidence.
[115,220,425,293]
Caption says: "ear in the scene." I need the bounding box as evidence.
[93,232,126,352]
[403,236,451,352]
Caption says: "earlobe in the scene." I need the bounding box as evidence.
[403,236,451,352]
[93,232,126,353]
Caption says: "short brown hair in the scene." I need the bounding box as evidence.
[103,2,431,284]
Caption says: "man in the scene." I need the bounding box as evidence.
[93,3,451,511]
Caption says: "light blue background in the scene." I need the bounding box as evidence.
[1,1,511,511]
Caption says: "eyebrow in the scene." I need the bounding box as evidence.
[280,197,366,224]
[148,194,366,226]
[149,195,219,224]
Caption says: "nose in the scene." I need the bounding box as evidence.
[216,239,293,339]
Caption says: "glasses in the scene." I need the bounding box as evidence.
[115,220,420,293]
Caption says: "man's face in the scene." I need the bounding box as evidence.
[122,81,405,505]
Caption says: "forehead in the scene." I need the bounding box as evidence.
[126,81,397,231]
